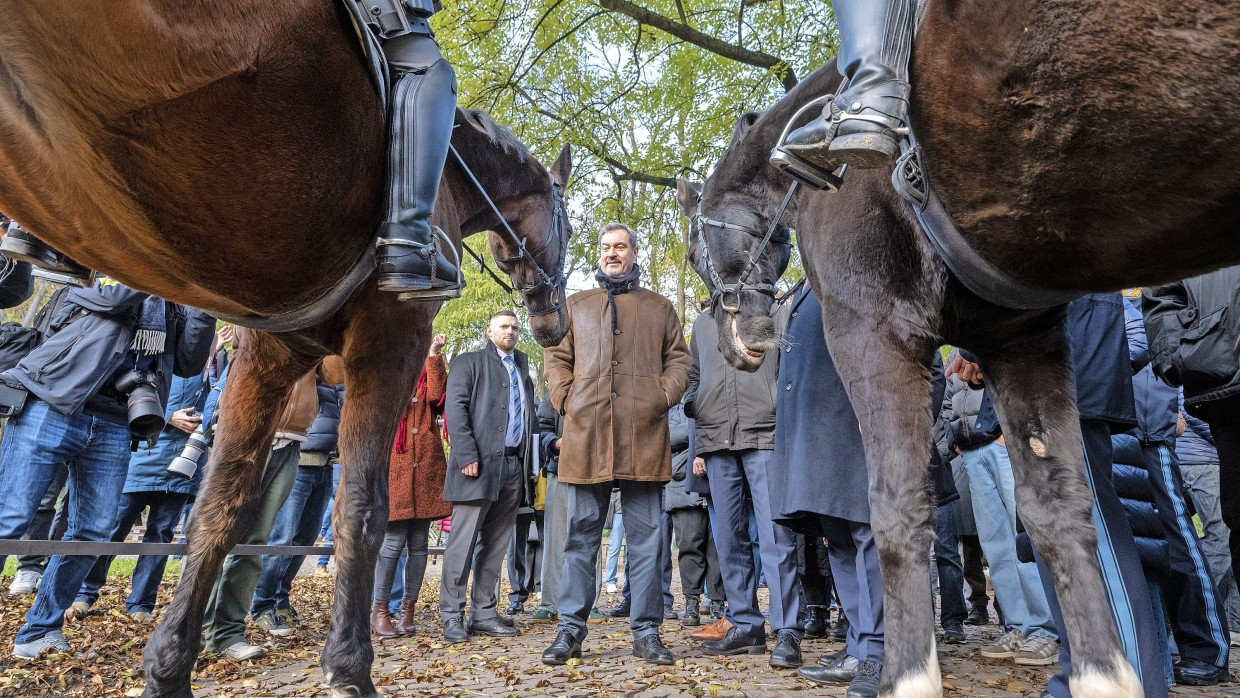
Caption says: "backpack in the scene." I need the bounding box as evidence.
[0,285,72,373]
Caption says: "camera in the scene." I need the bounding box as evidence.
[168,420,212,479]
[115,369,164,441]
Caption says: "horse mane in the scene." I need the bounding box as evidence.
[459,108,538,166]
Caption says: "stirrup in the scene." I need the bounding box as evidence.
[384,227,464,302]
[769,94,845,192]
[1,224,94,286]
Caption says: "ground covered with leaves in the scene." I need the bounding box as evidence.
[0,560,1234,697]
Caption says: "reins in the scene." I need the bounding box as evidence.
[447,142,570,317]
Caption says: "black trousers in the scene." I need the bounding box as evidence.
[669,507,723,602]
[507,510,544,604]
[1196,393,1240,589]
[799,533,835,607]
[960,534,989,609]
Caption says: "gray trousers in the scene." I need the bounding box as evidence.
[1179,459,1240,628]
[438,454,522,622]
[537,473,568,613]
[558,479,664,641]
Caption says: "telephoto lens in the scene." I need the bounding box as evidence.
[168,423,210,479]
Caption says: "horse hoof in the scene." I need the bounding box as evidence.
[1069,654,1142,698]
[879,638,942,698]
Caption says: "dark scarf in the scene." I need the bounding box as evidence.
[594,263,642,334]
[132,296,167,364]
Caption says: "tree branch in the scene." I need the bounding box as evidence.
[596,0,797,91]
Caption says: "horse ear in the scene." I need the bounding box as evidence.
[676,177,701,217]
[551,144,573,187]
[731,112,761,144]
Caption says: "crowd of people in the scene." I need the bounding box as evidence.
[0,217,1235,698]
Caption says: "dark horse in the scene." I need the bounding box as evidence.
[679,1,1240,696]
[0,2,572,696]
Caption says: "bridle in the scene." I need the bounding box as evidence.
[448,143,570,318]
[691,181,798,313]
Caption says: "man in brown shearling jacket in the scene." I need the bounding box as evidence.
[541,222,691,667]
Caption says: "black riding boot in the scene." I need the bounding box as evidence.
[0,222,92,286]
[375,33,462,299]
[775,0,915,177]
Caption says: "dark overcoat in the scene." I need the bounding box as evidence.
[771,286,870,533]
[443,341,537,504]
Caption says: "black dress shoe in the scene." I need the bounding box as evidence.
[541,630,582,666]
[495,613,515,628]
[770,630,803,669]
[964,604,990,626]
[604,599,631,618]
[798,653,860,684]
[943,620,966,644]
[845,660,881,698]
[663,604,677,620]
[829,614,850,641]
[468,616,518,638]
[442,616,468,644]
[632,634,675,666]
[1174,657,1230,686]
[701,626,767,656]
[506,602,524,615]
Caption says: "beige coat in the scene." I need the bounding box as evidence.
[545,286,691,485]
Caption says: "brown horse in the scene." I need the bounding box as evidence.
[0,3,572,696]
[680,1,1240,695]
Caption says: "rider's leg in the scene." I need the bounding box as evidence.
[778,0,916,173]
[375,23,461,298]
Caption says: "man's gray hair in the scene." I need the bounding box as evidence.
[598,221,638,249]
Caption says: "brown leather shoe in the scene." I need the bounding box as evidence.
[396,599,416,635]
[370,603,400,638]
[689,616,732,641]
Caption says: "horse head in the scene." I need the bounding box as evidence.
[451,111,573,347]
[677,114,796,372]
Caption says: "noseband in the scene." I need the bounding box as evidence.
[692,182,798,313]
[448,144,570,318]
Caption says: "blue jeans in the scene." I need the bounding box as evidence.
[2,400,133,644]
[960,440,1055,640]
[317,463,342,568]
[704,449,802,637]
[604,512,624,587]
[934,500,968,626]
[251,463,334,619]
[76,491,191,613]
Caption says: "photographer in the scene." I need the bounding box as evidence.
[69,326,233,621]
[0,278,214,658]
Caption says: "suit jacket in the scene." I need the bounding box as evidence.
[443,341,537,504]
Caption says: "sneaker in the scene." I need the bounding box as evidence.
[606,583,618,593]
[942,620,966,644]
[255,608,294,637]
[1014,635,1059,666]
[8,569,40,595]
[222,641,265,661]
[979,628,1024,659]
[275,605,304,625]
[130,611,154,622]
[588,607,606,623]
[314,566,331,577]
[13,630,71,659]
[63,600,92,621]
[531,608,558,623]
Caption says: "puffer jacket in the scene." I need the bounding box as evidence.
[936,364,1000,460]
[1143,265,1240,407]
[1111,434,1169,574]
[1176,389,1217,465]
[302,380,345,456]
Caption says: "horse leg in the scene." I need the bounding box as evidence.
[143,332,317,697]
[322,306,428,696]
[982,322,1141,698]
[822,320,941,698]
